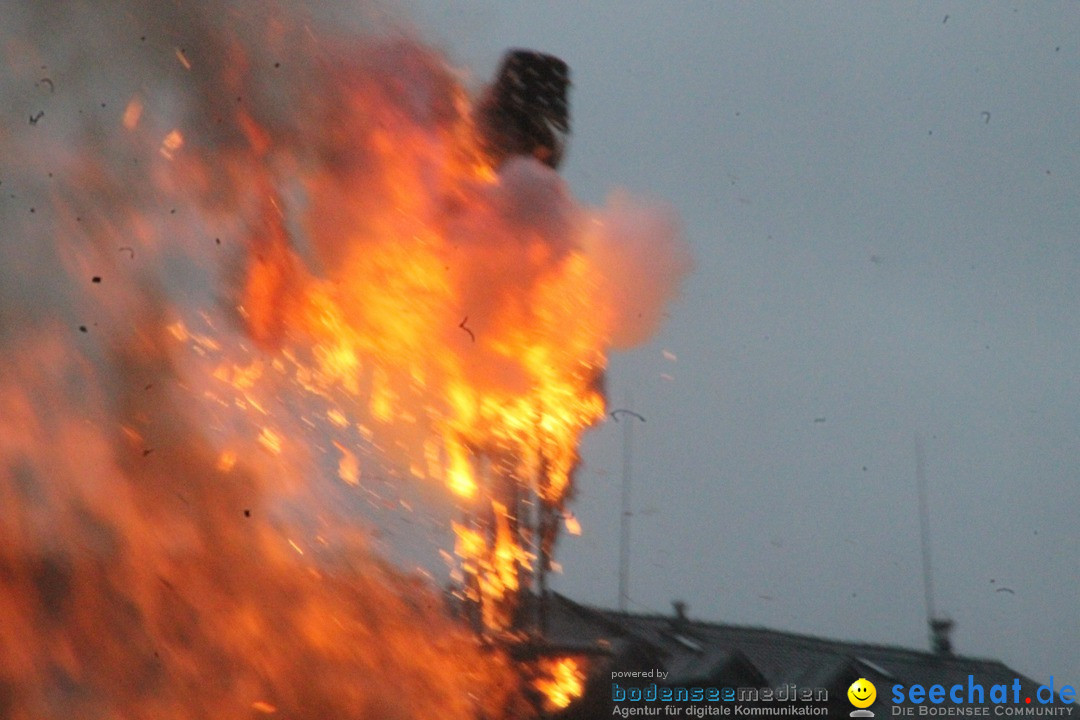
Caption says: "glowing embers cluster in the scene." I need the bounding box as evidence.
[533,657,587,712]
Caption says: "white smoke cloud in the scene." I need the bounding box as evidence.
[587,190,692,349]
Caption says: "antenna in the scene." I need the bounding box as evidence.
[915,434,936,622]
[611,401,645,613]
[915,433,954,654]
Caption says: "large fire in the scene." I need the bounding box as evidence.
[0,1,689,717]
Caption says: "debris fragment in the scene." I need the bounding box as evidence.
[36,77,54,92]
[995,587,1015,595]
[29,111,44,125]
[610,409,645,423]
[92,276,101,283]
[981,111,991,124]
[458,316,475,342]
[118,246,135,258]
[78,325,87,333]
[142,448,154,457]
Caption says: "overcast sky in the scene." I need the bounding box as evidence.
[386,1,1080,684]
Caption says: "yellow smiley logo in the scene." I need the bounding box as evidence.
[848,678,876,708]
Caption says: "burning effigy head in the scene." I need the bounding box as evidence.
[0,1,690,717]
[477,49,571,170]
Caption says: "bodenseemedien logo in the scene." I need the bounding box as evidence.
[850,678,877,718]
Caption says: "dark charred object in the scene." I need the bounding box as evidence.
[477,49,570,169]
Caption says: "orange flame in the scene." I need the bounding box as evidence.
[534,657,587,711]
[179,30,689,635]
[197,40,625,632]
[0,1,688,715]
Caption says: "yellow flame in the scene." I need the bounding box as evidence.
[534,657,586,711]
[446,441,477,499]
[184,43,618,634]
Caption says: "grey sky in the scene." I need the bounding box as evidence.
[396,1,1080,684]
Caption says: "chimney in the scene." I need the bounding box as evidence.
[929,617,954,655]
[671,600,688,630]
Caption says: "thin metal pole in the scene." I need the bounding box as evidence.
[613,403,645,613]
[915,434,937,626]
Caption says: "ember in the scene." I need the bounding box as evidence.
[533,657,587,712]
[0,1,689,717]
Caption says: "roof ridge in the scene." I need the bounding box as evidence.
[550,592,1008,670]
